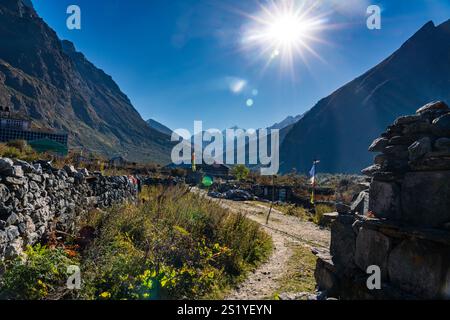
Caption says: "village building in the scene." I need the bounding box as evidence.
[0,106,68,155]
[197,163,230,179]
[252,184,294,203]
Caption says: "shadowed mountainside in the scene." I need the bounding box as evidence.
[280,20,450,173]
[0,0,172,163]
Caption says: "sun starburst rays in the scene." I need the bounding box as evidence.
[241,0,329,74]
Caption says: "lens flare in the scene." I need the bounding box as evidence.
[242,0,329,72]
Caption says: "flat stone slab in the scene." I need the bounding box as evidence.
[355,227,392,279]
[369,180,401,220]
[361,218,450,246]
[401,171,450,228]
[388,239,449,299]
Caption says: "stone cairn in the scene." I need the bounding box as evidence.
[315,101,450,300]
[0,158,136,260]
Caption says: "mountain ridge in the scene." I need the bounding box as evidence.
[0,0,172,163]
[146,119,173,136]
[279,20,450,173]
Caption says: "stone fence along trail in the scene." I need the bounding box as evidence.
[0,158,136,260]
[315,101,450,300]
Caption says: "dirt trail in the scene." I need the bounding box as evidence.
[195,189,331,300]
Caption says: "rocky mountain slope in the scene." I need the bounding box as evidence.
[0,0,172,163]
[280,20,450,173]
[146,119,173,136]
[269,114,304,131]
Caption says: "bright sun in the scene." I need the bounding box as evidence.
[268,13,310,47]
[242,0,328,70]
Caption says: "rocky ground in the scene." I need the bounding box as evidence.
[195,189,331,300]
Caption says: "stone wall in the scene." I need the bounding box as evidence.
[315,101,450,300]
[0,158,136,259]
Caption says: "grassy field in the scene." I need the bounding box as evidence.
[0,186,272,300]
[273,244,317,299]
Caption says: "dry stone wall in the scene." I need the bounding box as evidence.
[0,158,136,260]
[315,101,450,300]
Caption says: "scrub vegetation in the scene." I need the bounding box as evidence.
[0,186,272,300]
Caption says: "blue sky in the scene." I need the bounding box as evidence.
[32,0,450,131]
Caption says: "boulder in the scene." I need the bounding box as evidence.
[361,164,381,177]
[27,173,42,183]
[352,219,363,235]
[432,113,450,136]
[368,138,389,152]
[5,225,20,241]
[79,168,89,176]
[14,159,36,173]
[0,204,13,220]
[403,120,432,135]
[369,180,401,220]
[0,184,10,203]
[5,239,23,258]
[12,165,24,178]
[427,149,450,157]
[394,115,422,126]
[4,176,26,185]
[33,160,53,171]
[416,101,450,116]
[384,145,409,159]
[330,216,357,272]
[0,158,14,173]
[6,212,20,226]
[33,163,43,174]
[322,212,339,226]
[374,154,387,166]
[435,137,450,150]
[408,137,432,161]
[355,228,392,279]
[383,157,410,172]
[224,189,253,201]
[410,156,450,171]
[372,171,401,182]
[387,239,448,299]
[74,172,85,185]
[315,255,339,294]
[389,135,418,146]
[63,165,78,176]
[0,229,7,246]
[401,171,450,227]
[386,124,405,136]
[336,202,351,214]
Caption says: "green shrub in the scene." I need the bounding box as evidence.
[231,165,250,181]
[6,140,28,152]
[79,186,272,300]
[313,204,335,226]
[0,141,40,162]
[0,245,77,300]
[284,204,311,220]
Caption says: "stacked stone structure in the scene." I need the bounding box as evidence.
[315,101,450,300]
